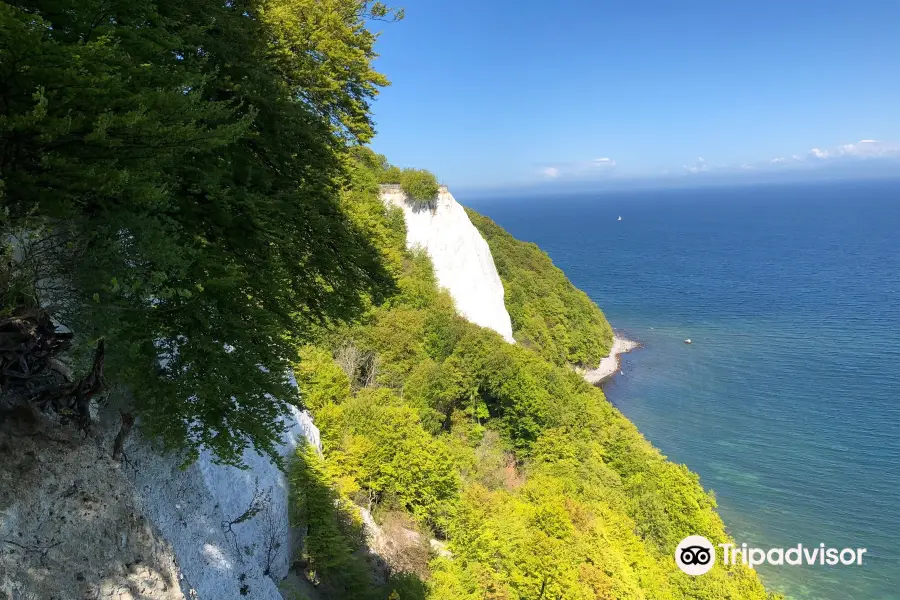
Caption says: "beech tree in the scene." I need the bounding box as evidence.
[0,0,401,464]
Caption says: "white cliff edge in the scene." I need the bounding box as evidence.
[381,185,515,343]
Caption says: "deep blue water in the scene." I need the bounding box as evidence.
[465,179,900,600]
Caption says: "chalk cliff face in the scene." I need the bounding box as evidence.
[125,405,321,600]
[381,185,515,343]
[0,400,320,600]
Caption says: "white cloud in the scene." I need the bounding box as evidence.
[809,140,899,160]
[717,138,900,175]
[684,156,709,174]
[535,138,897,183]
[849,140,896,156]
[538,157,617,179]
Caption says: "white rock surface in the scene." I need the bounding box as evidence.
[124,405,321,600]
[382,186,515,343]
[0,427,185,600]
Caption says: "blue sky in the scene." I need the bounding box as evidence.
[367,1,900,191]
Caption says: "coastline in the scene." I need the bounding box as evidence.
[580,335,640,385]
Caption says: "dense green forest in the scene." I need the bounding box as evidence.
[1,1,777,599]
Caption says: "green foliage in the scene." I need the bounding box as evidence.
[289,444,371,595]
[294,346,352,412]
[342,150,408,278]
[0,0,401,464]
[399,169,440,209]
[349,146,402,184]
[258,0,402,144]
[468,209,615,367]
[315,388,460,529]
[289,443,428,600]
[379,166,403,184]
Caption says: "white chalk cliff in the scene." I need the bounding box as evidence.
[381,185,515,343]
[124,404,321,600]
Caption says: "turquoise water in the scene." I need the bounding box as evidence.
[466,180,900,600]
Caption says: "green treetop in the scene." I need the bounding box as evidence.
[399,169,440,209]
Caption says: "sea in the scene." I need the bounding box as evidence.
[465,178,900,600]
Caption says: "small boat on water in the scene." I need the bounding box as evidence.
[618,216,622,221]
[684,338,692,344]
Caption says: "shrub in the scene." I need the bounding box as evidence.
[399,169,440,208]
[379,166,403,184]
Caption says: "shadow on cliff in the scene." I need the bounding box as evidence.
[284,445,428,600]
[0,422,183,600]
[407,199,438,215]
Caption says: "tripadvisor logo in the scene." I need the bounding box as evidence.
[674,536,868,576]
[675,536,716,575]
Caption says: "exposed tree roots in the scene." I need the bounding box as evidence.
[0,308,104,432]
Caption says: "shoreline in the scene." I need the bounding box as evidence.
[580,335,640,385]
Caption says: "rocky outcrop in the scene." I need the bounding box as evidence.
[381,185,515,343]
[357,506,433,581]
[0,424,185,600]
[121,405,321,600]
[1,376,322,600]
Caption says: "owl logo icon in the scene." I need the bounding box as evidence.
[675,536,716,575]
